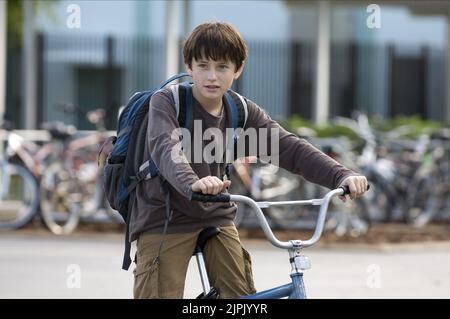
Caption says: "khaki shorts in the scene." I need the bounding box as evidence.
[133,225,256,299]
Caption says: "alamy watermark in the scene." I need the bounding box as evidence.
[66,264,81,289]
[366,264,381,289]
[366,4,381,29]
[170,121,280,167]
[66,4,81,29]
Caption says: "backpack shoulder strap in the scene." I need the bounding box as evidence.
[222,90,248,179]
[171,84,248,130]
[172,82,193,132]
[225,90,248,129]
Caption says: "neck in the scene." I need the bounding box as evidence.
[192,85,223,116]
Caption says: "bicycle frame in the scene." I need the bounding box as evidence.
[1,129,53,177]
[191,187,349,299]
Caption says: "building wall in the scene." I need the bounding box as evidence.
[24,1,447,126]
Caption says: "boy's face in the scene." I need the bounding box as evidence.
[186,57,244,102]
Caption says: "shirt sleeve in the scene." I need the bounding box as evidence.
[147,90,199,198]
[242,100,360,189]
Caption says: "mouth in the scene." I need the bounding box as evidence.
[204,85,220,90]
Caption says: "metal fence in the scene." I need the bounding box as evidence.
[5,33,447,130]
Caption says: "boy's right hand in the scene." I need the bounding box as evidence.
[191,176,231,195]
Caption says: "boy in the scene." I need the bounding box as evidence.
[130,21,368,299]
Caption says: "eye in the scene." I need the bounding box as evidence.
[198,64,207,68]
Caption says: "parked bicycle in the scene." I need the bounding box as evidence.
[406,130,450,227]
[39,107,120,235]
[190,185,368,299]
[229,147,370,237]
[333,113,429,224]
[0,120,54,229]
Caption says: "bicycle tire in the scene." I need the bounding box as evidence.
[406,167,442,227]
[0,161,39,229]
[359,172,398,222]
[40,162,82,235]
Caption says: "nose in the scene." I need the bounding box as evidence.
[207,69,218,81]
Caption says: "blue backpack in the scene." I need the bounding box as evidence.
[101,73,248,269]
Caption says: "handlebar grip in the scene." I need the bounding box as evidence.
[190,192,231,202]
[340,184,370,195]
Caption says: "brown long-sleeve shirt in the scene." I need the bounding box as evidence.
[129,88,358,241]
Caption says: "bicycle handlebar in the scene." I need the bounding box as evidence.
[190,185,369,250]
[190,192,231,202]
[190,185,362,202]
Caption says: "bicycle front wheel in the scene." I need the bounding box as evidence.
[40,162,82,235]
[0,161,39,229]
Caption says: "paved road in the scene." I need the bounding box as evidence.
[1,230,449,299]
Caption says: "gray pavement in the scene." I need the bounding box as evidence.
[1,230,450,299]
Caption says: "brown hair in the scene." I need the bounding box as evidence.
[183,22,248,71]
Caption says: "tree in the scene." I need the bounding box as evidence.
[7,0,60,49]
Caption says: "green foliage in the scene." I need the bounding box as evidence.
[286,114,313,132]
[7,0,61,49]
[314,124,359,139]
[370,115,442,138]
[287,114,359,140]
[287,114,443,140]
[7,0,23,49]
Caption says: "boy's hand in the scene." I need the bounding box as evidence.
[338,175,369,202]
[191,176,231,195]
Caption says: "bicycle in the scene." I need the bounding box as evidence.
[333,113,429,224]
[39,108,120,235]
[0,120,54,229]
[229,151,370,237]
[406,132,450,227]
[189,185,368,299]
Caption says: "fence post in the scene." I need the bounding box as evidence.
[105,36,115,129]
[165,0,180,78]
[313,0,331,125]
[22,0,37,129]
[0,0,5,126]
[387,44,395,118]
[37,33,44,126]
[346,42,357,117]
[420,46,429,119]
[290,40,302,117]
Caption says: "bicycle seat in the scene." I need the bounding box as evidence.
[41,121,76,141]
[87,108,106,124]
[193,227,221,255]
[0,120,14,131]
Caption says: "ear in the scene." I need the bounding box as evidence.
[234,61,245,80]
[185,64,193,76]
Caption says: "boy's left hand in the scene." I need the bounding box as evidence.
[338,175,369,202]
